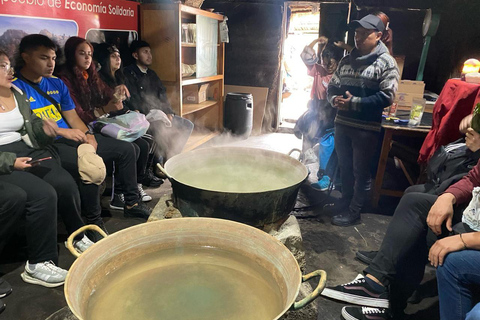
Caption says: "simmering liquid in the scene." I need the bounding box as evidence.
[86,247,285,320]
[172,157,299,192]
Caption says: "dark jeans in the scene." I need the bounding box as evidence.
[54,138,102,226]
[56,134,140,207]
[334,123,379,213]
[149,116,194,160]
[365,192,463,314]
[133,137,149,182]
[0,142,85,264]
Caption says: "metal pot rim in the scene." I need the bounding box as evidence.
[64,218,304,320]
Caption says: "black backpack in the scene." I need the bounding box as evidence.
[425,138,480,194]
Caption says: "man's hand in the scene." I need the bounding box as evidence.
[428,235,465,267]
[466,128,480,152]
[167,113,174,122]
[42,119,59,137]
[460,114,473,134]
[14,157,32,170]
[427,193,456,235]
[57,128,87,143]
[85,134,98,151]
[334,91,353,111]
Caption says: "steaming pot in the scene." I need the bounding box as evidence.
[163,147,308,228]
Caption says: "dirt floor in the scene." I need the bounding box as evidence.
[0,132,440,320]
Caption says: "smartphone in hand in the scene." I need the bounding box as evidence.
[27,157,52,166]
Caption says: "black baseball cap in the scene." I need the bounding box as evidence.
[349,14,385,32]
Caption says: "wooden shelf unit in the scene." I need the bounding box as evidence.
[140,3,225,149]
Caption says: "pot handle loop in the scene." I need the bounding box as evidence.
[291,269,327,310]
[288,148,302,161]
[66,225,108,258]
[156,163,172,181]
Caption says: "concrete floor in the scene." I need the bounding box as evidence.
[0,132,439,320]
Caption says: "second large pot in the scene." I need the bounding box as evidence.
[163,147,308,228]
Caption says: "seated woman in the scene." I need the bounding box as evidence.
[95,42,162,189]
[57,37,153,205]
[0,50,92,287]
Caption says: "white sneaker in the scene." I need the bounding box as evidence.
[66,235,94,254]
[138,184,152,202]
[21,261,67,288]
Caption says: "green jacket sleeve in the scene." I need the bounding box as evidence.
[0,151,16,175]
[30,114,54,148]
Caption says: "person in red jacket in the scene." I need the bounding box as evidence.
[320,152,480,319]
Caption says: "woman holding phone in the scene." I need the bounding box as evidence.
[0,50,92,288]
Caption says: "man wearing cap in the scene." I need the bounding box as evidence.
[326,14,399,227]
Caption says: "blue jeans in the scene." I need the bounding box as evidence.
[467,303,480,320]
[437,250,480,320]
[334,123,379,213]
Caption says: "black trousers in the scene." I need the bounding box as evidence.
[132,137,149,182]
[56,134,140,206]
[335,123,380,213]
[0,142,85,264]
[0,182,26,256]
[365,192,463,314]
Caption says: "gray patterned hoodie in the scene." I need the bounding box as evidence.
[327,41,399,132]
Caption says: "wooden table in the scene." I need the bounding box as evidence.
[371,123,431,208]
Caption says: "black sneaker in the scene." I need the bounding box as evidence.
[342,306,391,320]
[142,168,164,188]
[110,193,125,211]
[321,274,389,308]
[332,210,361,226]
[356,251,378,265]
[0,278,12,298]
[0,299,5,315]
[124,202,152,220]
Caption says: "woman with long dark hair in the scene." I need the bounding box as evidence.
[57,36,154,209]
[95,43,162,188]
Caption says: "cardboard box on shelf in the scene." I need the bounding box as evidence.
[395,80,425,110]
[207,81,220,101]
[183,83,209,104]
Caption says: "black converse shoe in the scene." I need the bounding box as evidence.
[342,306,390,320]
[321,274,389,308]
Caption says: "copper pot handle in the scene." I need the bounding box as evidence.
[291,269,327,310]
[156,163,172,181]
[66,225,108,258]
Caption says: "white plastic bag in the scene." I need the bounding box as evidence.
[462,186,480,231]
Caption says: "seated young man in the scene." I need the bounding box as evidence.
[123,40,194,162]
[13,34,151,221]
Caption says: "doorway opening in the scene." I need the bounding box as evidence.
[279,2,320,129]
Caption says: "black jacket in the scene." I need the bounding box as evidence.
[123,64,174,116]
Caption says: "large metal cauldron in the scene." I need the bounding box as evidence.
[163,147,308,228]
[65,219,326,320]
